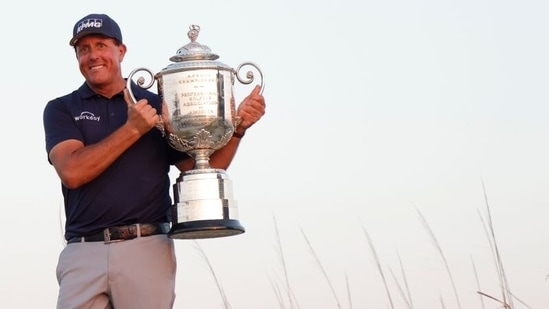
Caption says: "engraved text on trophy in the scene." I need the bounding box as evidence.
[161,69,235,152]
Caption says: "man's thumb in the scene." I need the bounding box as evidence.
[123,88,136,106]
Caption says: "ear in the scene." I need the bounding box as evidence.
[119,43,127,62]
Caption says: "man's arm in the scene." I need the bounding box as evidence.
[49,89,161,189]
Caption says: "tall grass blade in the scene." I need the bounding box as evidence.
[345,273,353,309]
[480,180,513,308]
[59,203,67,247]
[439,295,446,309]
[272,215,297,309]
[193,241,231,309]
[470,256,485,309]
[268,275,287,309]
[360,224,395,309]
[397,252,414,309]
[510,292,532,309]
[299,227,342,309]
[477,291,510,308]
[416,207,462,309]
[388,266,412,309]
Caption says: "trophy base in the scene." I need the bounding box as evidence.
[170,169,244,240]
[168,219,245,239]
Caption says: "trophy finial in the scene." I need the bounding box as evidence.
[188,25,200,42]
[170,24,219,62]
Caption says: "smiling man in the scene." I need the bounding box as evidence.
[42,13,266,309]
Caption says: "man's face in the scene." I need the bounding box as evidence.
[75,35,126,88]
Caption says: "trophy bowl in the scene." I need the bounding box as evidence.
[127,25,264,239]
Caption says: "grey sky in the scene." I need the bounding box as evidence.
[1,0,548,308]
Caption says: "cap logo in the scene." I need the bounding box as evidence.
[76,18,103,34]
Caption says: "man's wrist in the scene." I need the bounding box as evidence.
[232,130,245,139]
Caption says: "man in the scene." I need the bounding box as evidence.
[43,13,265,309]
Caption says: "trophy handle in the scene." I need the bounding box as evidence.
[126,67,166,136]
[235,62,265,95]
[126,67,156,103]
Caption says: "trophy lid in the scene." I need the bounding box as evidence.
[169,25,220,62]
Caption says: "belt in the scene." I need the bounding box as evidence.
[67,223,170,244]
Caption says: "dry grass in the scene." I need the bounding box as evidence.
[194,185,532,309]
[193,241,232,309]
[416,205,462,309]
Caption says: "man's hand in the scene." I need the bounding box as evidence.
[235,85,266,134]
[123,88,160,135]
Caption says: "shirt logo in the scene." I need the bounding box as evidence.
[76,18,103,34]
[75,111,100,122]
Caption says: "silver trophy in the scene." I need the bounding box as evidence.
[127,25,264,239]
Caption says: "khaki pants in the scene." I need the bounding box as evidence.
[56,235,176,309]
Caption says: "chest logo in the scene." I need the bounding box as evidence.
[74,111,100,122]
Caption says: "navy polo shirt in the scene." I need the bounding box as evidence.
[43,82,189,240]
